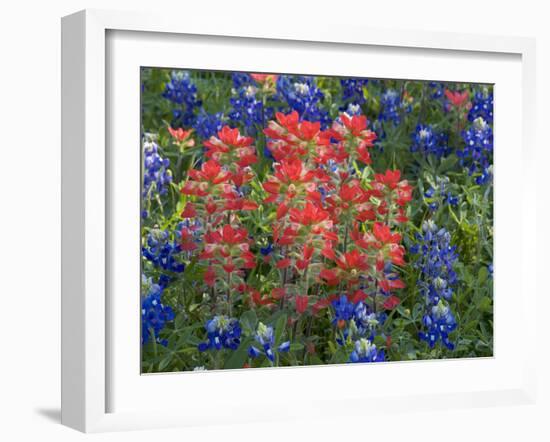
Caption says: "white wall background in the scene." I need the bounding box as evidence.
[0,0,547,440]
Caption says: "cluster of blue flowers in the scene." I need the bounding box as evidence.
[331,295,386,363]
[410,220,458,350]
[198,316,242,351]
[142,228,185,273]
[428,81,444,99]
[332,295,355,323]
[227,73,273,136]
[419,301,457,350]
[141,276,175,345]
[459,116,493,185]
[160,70,227,140]
[468,88,494,123]
[276,75,331,128]
[379,89,411,125]
[228,85,264,133]
[259,242,273,257]
[424,176,459,211]
[349,338,385,363]
[410,124,451,158]
[231,73,254,89]
[193,109,226,140]
[353,300,385,338]
[142,136,172,202]
[340,78,368,109]
[248,322,290,363]
[162,70,202,127]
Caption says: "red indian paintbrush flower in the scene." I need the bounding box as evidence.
[250,74,279,95]
[369,169,413,224]
[353,222,406,266]
[209,224,249,245]
[250,73,279,84]
[180,158,260,220]
[295,295,309,314]
[262,158,320,210]
[320,249,372,288]
[264,111,323,161]
[204,126,257,169]
[373,169,402,189]
[180,226,198,252]
[180,160,231,197]
[199,224,256,286]
[168,126,195,148]
[288,202,331,229]
[444,89,470,108]
[327,113,377,165]
[325,180,374,224]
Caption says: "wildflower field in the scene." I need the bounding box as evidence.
[140,68,493,372]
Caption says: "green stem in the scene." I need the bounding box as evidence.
[227,271,232,317]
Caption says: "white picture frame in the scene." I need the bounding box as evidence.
[61,9,537,433]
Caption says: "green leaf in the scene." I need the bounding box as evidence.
[289,343,304,352]
[274,313,287,346]
[174,313,186,329]
[476,296,493,313]
[330,346,350,364]
[478,266,489,284]
[438,155,458,173]
[158,353,173,371]
[373,335,386,347]
[240,310,258,335]
[224,337,253,369]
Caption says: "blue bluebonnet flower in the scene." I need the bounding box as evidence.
[428,81,445,99]
[141,276,175,345]
[142,135,172,199]
[276,75,331,128]
[419,301,457,350]
[410,220,459,349]
[340,78,368,109]
[193,109,226,139]
[142,228,185,273]
[332,295,356,325]
[343,103,363,116]
[468,88,493,123]
[162,70,201,127]
[411,220,458,305]
[488,263,493,278]
[353,302,381,338]
[410,125,451,158]
[379,89,410,125]
[331,296,387,346]
[349,338,385,363]
[231,72,253,89]
[198,316,242,352]
[423,176,459,211]
[248,322,290,362]
[459,117,493,185]
[228,83,270,135]
[260,243,273,256]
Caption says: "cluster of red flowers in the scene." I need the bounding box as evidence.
[260,111,412,316]
[200,224,255,287]
[178,127,260,298]
[175,110,413,318]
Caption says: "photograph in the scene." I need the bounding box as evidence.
[140,68,494,373]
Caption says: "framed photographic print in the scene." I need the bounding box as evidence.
[61,9,537,433]
[139,67,493,373]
